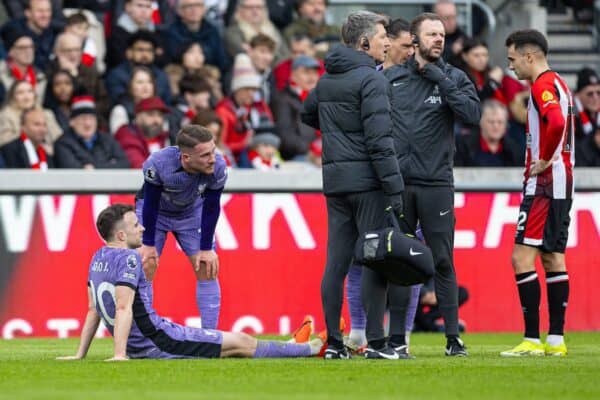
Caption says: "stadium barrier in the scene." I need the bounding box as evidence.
[0,168,599,338]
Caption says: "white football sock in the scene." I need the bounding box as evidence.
[546,334,564,346]
[524,337,542,344]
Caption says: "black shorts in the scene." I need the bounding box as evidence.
[514,196,572,253]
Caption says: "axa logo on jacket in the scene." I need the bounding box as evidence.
[424,84,442,104]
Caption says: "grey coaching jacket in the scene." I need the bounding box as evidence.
[301,45,404,200]
[384,57,481,186]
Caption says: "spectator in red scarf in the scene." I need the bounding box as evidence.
[271,55,320,161]
[0,107,53,169]
[574,67,600,141]
[245,132,281,170]
[64,12,97,69]
[1,0,61,71]
[215,53,273,158]
[114,96,171,168]
[0,25,47,103]
[456,38,506,103]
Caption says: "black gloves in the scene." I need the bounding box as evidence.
[421,63,446,83]
[386,195,414,236]
[387,194,403,216]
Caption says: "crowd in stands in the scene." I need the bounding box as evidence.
[0,0,599,171]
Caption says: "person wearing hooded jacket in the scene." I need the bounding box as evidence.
[383,13,480,356]
[301,10,405,360]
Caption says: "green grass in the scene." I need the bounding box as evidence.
[1,332,599,400]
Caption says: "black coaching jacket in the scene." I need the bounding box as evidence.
[301,45,404,200]
[384,57,480,186]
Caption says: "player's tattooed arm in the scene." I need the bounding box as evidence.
[57,287,100,360]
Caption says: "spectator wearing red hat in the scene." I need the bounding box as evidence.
[215,53,274,158]
[54,95,130,169]
[115,96,171,168]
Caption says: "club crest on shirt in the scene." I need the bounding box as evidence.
[197,183,207,195]
[145,167,157,182]
[127,254,137,270]
[541,90,554,102]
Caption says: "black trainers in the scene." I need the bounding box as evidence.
[323,346,351,359]
[364,344,400,360]
[445,337,468,357]
[390,343,416,360]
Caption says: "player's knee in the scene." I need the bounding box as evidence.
[222,332,257,357]
[511,247,537,273]
[510,252,521,271]
[540,253,566,272]
[235,332,257,352]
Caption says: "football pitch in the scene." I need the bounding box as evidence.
[1,332,599,400]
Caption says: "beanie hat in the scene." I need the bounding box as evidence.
[2,26,34,51]
[70,95,97,118]
[250,132,281,149]
[577,67,600,92]
[292,55,320,70]
[231,54,262,93]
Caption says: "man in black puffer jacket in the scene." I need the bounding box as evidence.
[384,13,480,357]
[301,10,405,360]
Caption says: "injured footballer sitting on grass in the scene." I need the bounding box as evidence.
[57,204,323,361]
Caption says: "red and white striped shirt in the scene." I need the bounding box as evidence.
[524,70,575,199]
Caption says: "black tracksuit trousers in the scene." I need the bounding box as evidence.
[388,184,460,337]
[322,190,389,348]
